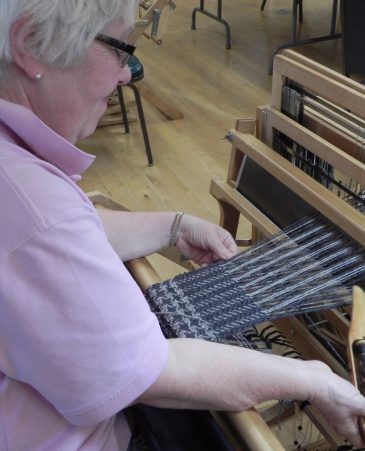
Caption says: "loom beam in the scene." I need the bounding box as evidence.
[348,286,365,440]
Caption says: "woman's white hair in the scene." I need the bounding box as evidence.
[0,0,138,77]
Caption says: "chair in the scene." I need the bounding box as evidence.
[117,55,154,166]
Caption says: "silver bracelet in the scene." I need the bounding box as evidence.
[168,212,184,247]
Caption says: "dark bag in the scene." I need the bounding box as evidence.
[127,405,238,451]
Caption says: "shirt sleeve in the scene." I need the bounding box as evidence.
[0,208,168,427]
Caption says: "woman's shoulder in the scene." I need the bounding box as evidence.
[0,143,95,257]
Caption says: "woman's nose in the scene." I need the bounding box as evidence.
[118,65,132,85]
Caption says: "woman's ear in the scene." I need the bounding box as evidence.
[10,16,44,80]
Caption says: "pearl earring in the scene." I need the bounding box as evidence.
[35,73,42,80]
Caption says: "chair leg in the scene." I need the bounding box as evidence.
[117,85,130,134]
[260,0,267,11]
[128,83,154,166]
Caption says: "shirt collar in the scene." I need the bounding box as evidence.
[0,99,95,177]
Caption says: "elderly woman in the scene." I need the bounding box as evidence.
[0,1,365,450]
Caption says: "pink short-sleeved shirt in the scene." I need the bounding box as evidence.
[0,99,168,450]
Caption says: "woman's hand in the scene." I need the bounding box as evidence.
[174,214,238,264]
[308,361,365,448]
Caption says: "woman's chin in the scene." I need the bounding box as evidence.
[77,104,108,141]
[77,123,98,141]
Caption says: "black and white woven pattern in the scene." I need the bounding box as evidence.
[146,260,267,341]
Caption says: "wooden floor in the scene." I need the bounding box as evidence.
[79,0,343,228]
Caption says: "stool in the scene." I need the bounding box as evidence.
[117,55,153,166]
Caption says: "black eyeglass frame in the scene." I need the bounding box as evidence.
[95,32,136,67]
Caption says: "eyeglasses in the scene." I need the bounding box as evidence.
[95,33,136,68]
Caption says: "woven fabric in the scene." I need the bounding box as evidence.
[146,260,268,342]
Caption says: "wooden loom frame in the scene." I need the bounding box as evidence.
[209,49,365,448]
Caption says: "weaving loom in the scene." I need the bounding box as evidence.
[133,50,364,449]
[203,50,365,449]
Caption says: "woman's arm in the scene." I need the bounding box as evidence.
[97,210,237,262]
[98,209,364,443]
[137,338,365,448]
[96,210,175,260]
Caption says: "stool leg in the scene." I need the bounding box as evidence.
[117,85,130,134]
[260,0,267,11]
[128,83,153,166]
